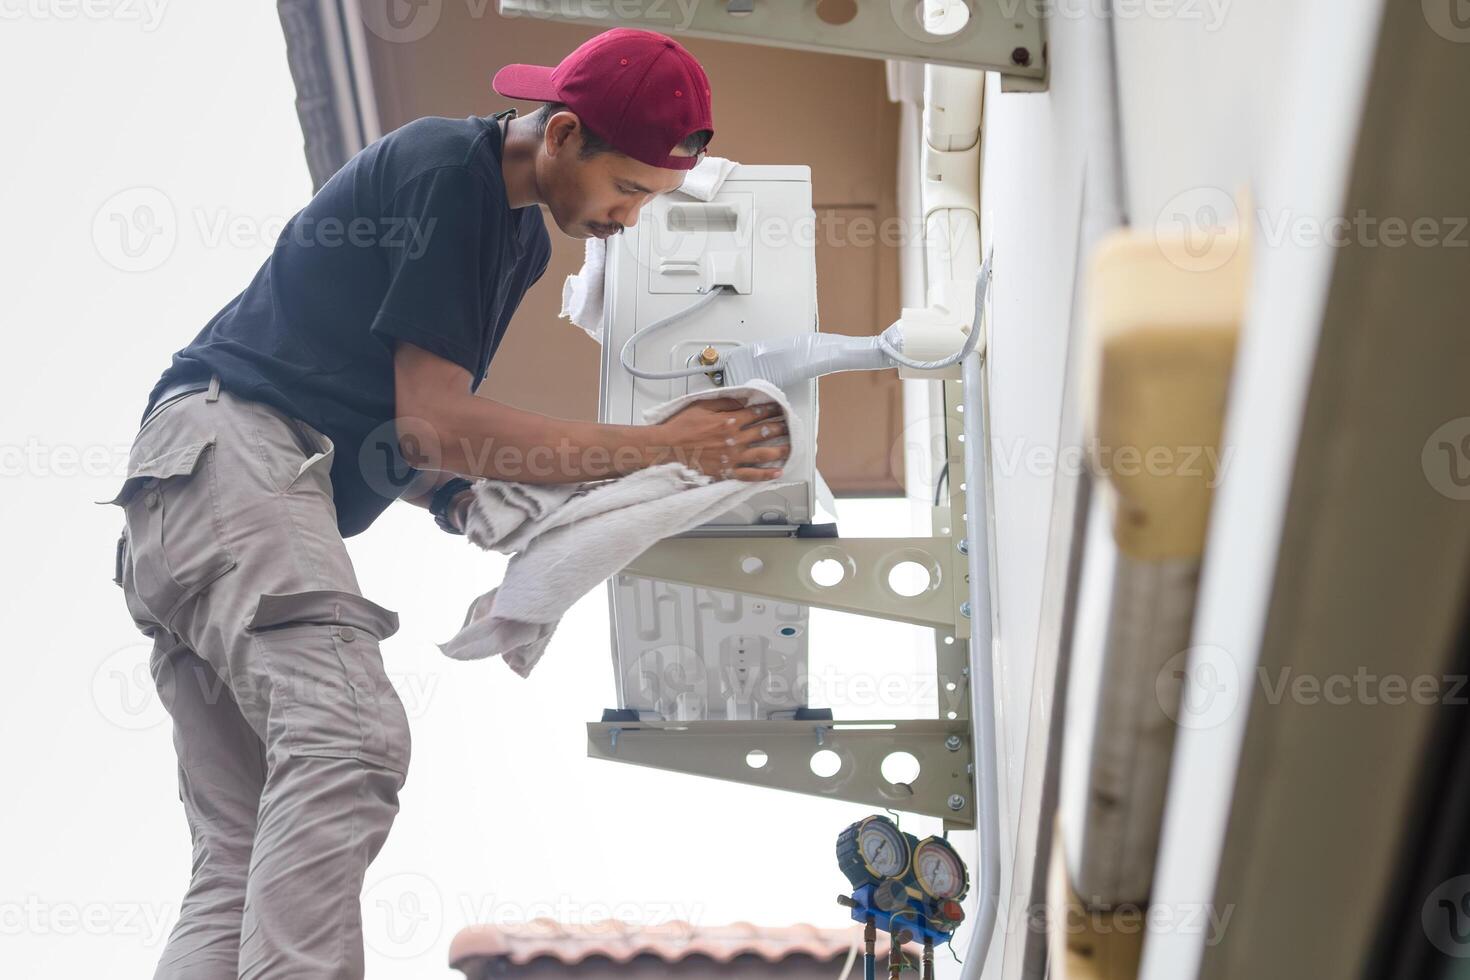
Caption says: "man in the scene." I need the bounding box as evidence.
[109,28,788,979]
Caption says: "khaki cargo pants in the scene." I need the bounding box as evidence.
[108,377,411,979]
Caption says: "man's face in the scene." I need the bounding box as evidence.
[537,112,692,240]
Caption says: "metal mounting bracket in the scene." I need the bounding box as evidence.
[622,535,970,636]
[497,0,1046,82]
[589,718,976,826]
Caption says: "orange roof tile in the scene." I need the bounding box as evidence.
[449,918,894,969]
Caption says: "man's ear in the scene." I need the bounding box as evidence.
[544,111,579,159]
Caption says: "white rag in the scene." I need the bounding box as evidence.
[677,155,738,202]
[557,156,739,343]
[439,378,802,677]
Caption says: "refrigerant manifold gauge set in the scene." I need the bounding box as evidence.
[835,815,968,979]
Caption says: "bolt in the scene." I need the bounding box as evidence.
[947,794,966,811]
[698,345,721,366]
[945,735,962,752]
[956,538,969,556]
[1011,46,1031,66]
[960,601,971,618]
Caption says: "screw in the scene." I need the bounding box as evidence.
[945,735,962,752]
[960,601,971,618]
[956,538,969,555]
[947,794,966,811]
[1011,46,1031,66]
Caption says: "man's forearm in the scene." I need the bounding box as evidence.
[407,393,658,484]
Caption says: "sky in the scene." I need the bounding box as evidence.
[0,5,958,976]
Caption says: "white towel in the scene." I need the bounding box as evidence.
[558,236,608,342]
[557,157,738,343]
[439,379,801,677]
[678,155,737,202]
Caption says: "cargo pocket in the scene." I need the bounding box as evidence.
[246,589,411,776]
[104,438,237,631]
[254,412,336,496]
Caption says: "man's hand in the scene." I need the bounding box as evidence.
[649,397,790,481]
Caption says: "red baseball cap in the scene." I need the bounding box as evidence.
[492,28,713,172]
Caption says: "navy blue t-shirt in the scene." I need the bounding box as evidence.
[148,112,551,537]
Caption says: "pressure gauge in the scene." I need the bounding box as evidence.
[913,837,969,901]
[836,815,912,887]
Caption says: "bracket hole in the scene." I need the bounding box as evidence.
[746,749,769,769]
[777,624,803,638]
[881,751,921,786]
[887,560,933,598]
[946,681,957,691]
[810,749,842,778]
[815,0,858,25]
[944,636,955,645]
[922,0,971,36]
[740,556,765,575]
[811,557,847,587]
[947,711,958,720]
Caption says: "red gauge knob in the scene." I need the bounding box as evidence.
[940,900,965,922]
